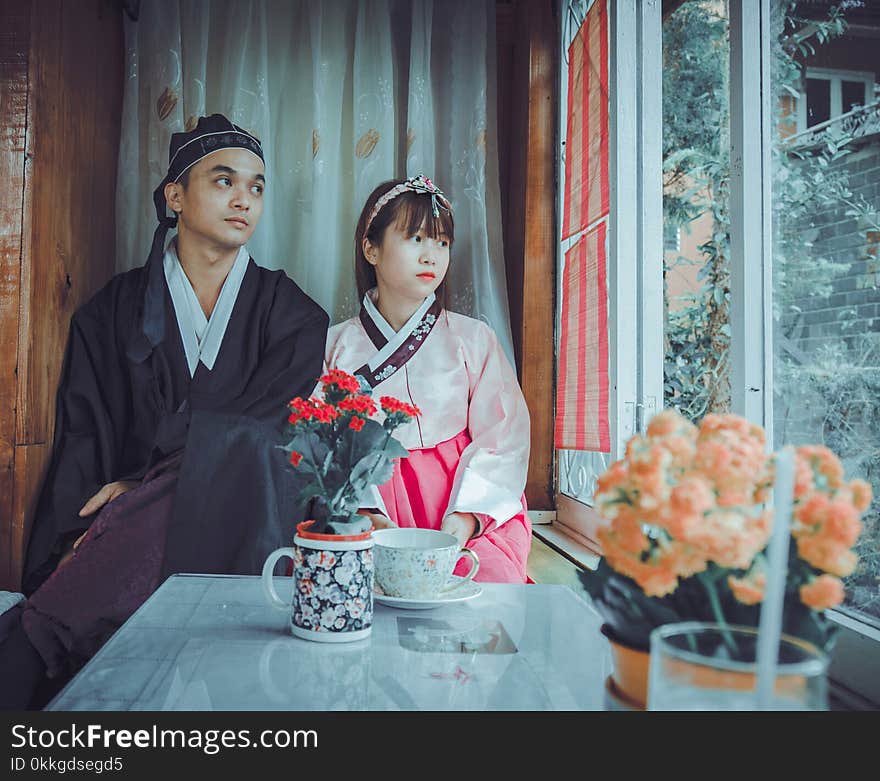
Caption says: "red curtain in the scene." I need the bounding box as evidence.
[555,0,611,453]
[561,0,609,241]
[555,223,610,452]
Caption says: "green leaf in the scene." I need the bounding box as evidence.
[288,430,331,468]
[349,452,396,489]
[297,481,326,502]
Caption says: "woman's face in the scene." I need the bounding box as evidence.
[365,218,450,303]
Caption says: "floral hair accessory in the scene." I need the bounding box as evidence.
[364,174,452,235]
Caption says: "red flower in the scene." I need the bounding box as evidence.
[287,397,314,424]
[338,395,377,416]
[312,401,339,423]
[380,396,421,418]
[281,385,414,536]
[319,369,361,394]
[287,397,339,425]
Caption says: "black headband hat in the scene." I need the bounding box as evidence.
[128,114,265,362]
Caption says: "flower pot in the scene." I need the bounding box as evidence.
[601,624,650,710]
[647,622,828,710]
[261,521,374,643]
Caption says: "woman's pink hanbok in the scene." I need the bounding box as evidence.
[324,291,533,583]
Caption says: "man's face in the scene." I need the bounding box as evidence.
[166,147,265,250]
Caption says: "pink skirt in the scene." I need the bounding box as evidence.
[378,430,532,583]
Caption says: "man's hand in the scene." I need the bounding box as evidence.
[78,481,138,517]
[57,529,89,569]
[58,481,138,570]
[356,509,397,531]
[441,512,478,548]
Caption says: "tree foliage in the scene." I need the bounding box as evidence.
[663,1,731,420]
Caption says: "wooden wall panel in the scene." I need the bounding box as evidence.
[16,0,109,445]
[2,0,123,590]
[497,0,557,510]
[11,444,51,590]
[0,1,31,589]
[15,0,60,447]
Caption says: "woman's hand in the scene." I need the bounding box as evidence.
[78,480,138,517]
[357,509,397,531]
[441,512,478,548]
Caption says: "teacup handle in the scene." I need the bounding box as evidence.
[262,547,295,611]
[441,548,480,593]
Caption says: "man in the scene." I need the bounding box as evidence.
[0,115,328,708]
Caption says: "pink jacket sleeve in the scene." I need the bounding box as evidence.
[443,323,531,534]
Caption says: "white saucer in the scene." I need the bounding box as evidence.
[373,576,482,610]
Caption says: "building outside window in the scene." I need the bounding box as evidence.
[799,68,875,130]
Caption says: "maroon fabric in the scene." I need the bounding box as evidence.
[21,455,180,679]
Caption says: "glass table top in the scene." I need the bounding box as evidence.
[47,574,611,711]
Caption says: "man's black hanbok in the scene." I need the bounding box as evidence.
[3,255,328,705]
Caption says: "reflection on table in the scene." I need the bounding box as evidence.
[47,574,611,711]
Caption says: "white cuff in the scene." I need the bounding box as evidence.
[444,467,522,533]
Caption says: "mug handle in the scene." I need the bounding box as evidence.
[261,547,296,611]
[441,548,480,593]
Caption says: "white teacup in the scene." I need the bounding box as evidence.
[371,528,480,600]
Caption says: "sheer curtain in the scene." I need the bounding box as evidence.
[117,0,513,357]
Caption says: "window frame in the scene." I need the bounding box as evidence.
[554,0,663,548]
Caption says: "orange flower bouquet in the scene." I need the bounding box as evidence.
[578,409,872,654]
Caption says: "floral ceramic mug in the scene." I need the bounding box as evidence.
[261,527,374,643]
[371,528,480,600]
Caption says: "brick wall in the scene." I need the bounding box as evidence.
[781,140,880,353]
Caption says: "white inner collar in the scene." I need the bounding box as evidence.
[362,289,435,371]
[163,241,249,377]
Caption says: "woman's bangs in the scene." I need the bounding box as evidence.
[394,194,455,243]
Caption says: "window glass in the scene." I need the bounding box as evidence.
[806,77,831,127]
[663,223,680,252]
[663,0,731,422]
[772,1,880,626]
[841,79,865,113]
